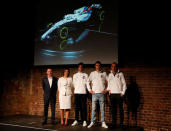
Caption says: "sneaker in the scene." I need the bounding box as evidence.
[87,122,95,128]
[102,122,108,128]
[71,120,78,126]
[83,121,87,127]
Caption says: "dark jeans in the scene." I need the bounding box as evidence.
[43,96,56,122]
[74,94,87,122]
[110,94,124,126]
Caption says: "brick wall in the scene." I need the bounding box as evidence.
[0,66,171,131]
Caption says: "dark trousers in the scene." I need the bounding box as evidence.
[110,94,124,126]
[74,94,87,122]
[43,97,56,122]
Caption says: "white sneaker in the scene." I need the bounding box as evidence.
[83,121,87,127]
[102,122,108,128]
[71,120,78,126]
[87,122,95,128]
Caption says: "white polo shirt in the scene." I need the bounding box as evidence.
[87,71,107,93]
[73,72,88,94]
[107,70,127,95]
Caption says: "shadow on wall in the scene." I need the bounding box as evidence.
[124,76,144,126]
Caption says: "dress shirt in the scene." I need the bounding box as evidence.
[48,76,52,88]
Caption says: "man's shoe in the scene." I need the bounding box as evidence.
[102,122,108,128]
[42,121,47,126]
[71,120,78,126]
[83,121,87,127]
[87,122,95,128]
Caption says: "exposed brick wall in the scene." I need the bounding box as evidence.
[0,70,31,116]
[0,67,171,131]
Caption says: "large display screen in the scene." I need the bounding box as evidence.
[34,0,118,65]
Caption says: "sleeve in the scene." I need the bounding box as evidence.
[86,72,92,92]
[104,72,108,89]
[73,74,76,88]
[120,73,127,95]
[56,78,58,89]
[107,74,111,91]
[42,78,45,91]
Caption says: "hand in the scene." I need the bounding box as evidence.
[89,90,94,94]
[109,90,111,95]
[120,93,124,97]
[102,89,107,94]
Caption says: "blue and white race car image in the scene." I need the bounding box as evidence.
[41,4,104,41]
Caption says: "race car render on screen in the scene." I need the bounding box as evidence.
[40,4,104,41]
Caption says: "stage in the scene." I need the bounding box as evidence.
[0,115,144,131]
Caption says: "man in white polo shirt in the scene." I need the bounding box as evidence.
[87,61,108,128]
[71,63,88,127]
[107,62,127,127]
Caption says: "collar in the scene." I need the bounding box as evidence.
[111,70,120,76]
[95,70,103,73]
[47,76,53,79]
[78,71,83,74]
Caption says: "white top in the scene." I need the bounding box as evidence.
[73,72,88,94]
[58,77,73,96]
[107,70,127,95]
[87,71,107,93]
[48,76,52,88]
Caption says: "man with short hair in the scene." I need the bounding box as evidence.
[42,68,58,125]
[107,62,127,127]
[71,62,88,127]
[87,61,108,128]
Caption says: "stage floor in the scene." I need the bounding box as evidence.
[0,115,144,131]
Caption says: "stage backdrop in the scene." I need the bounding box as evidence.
[34,0,118,65]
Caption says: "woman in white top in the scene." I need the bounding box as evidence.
[58,68,73,126]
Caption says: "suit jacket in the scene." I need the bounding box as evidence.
[58,77,73,96]
[42,76,58,100]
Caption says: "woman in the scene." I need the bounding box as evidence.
[58,68,73,126]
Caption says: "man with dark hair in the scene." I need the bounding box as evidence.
[107,62,127,127]
[42,68,58,125]
[87,61,108,128]
[95,61,102,65]
[71,62,88,127]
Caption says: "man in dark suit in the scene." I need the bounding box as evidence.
[42,68,58,125]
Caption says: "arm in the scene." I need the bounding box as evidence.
[120,73,127,96]
[42,78,45,91]
[102,72,108,94]
[86,72,94,94]
[106,74,111,95]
